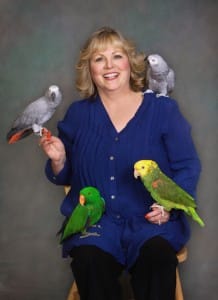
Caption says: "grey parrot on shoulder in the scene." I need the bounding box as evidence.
[146,54,175,97]
[6,85,62,144]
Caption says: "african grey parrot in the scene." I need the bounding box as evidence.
[6,85,62,144]
[146,54,175,96]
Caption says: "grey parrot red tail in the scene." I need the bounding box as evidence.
[7,128,33,144]
[7,127,51,144]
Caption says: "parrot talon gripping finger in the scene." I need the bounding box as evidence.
[79,232,101,239]
[39,127,43,136]
[150,203,165,216]
[91,224,102,228]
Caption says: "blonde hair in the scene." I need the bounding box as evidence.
[75,27,146,98]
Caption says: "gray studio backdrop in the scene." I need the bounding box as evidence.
[0,0,217,299]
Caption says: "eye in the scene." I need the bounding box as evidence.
[114,54,123,59]
[94,56,103,62]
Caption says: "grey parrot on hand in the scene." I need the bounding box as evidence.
[6,85,62,144]
[146,54,175,96]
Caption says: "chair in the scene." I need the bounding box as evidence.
[64,187,187,300]
[67,281,80,300]
[175,246,188,300]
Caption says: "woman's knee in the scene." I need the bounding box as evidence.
[70,245,102,263]
[70,245,123,274]
[136,236,178,268]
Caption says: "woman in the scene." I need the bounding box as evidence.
[40,27,201,300]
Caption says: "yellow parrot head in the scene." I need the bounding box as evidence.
[134,160,158,178]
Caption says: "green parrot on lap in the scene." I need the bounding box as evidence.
[60,186,105,243]
[134,160,204,227]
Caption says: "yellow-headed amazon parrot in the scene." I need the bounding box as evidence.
[60,186,105,242]
[134,160,204,227]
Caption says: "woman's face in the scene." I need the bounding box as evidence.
[89,46,131,94]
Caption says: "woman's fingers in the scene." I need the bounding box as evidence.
[145,206,170,224]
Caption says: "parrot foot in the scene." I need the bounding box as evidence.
[144,89,154,94]
[80,232,100,239]
[32,124,43,135]
[91,224,102,229]
[32,125,51,140]
[156,93,168,98]
[150,203,165,216]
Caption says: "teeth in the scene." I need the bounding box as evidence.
[103,73,118,79]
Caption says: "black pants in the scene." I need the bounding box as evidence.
[70,236,178,300]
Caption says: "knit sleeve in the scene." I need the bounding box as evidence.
[44,102,78,186]
[163,100,201,198]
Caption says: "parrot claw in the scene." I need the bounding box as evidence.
[91,224,102,229]
[80,232,100,239]
[32,124,43,136]
[150,203,165,216]
[39,127,44,136]
[32,124,51,140]
[156,93,169,98]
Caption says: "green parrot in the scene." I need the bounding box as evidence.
[60,186,105,242]
[134,160,204,227]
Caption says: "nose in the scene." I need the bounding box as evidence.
[104,57,113,69]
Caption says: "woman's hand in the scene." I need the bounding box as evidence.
[145,204,170,225]
[39,135,66,175]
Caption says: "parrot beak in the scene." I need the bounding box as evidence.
[79,195,86,206]
[134,169,139,179]
[51,92,56,101]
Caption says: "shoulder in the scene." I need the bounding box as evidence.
[66,98,91,114]
[57,98,93,135]
[144,91,179,114]
[143,91,187,133]
[62,97,97,122]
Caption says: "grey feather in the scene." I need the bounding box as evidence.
[146,54,175,96]
[7,85,62,143]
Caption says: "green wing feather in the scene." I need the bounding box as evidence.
[86,198,105,226]
[61,204,89,241]
[150,170,196,210]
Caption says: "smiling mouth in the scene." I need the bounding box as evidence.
[103,72,119,79]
